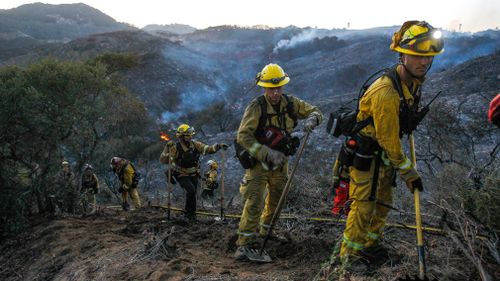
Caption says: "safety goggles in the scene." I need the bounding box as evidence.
[180,127,195,136]
[399,23,444,54]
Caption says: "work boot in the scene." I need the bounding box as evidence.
[185,213,197,223]
[121,201,130,211]
[234,246,250,261]
[362,243,390,267]
[343,255,370,274]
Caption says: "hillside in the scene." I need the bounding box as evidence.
[0,3,133,40]
[143,24,197,35]
[1,12,499,121]
[0,3,133,60]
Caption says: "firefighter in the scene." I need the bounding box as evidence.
[234,63,323,260]
[201,160,219,206]
[338,21,444,272]
[53,161,77,213]
[80,164,99,214]
[110,157,142,211]
[159,124,228,221]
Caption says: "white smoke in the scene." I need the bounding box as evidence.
[160,85,224,124]
[273,29,335,53]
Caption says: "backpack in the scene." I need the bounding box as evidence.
[119,160,141,188]
[235,94,298,169]
[326,66,409,138]
[175,141,200,168]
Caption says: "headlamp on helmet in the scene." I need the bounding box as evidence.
[392,21,444,56]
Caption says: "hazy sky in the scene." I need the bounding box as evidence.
[1,0,499,32]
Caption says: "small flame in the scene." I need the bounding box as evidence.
[160,131,170,142]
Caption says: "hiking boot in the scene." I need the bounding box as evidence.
[343,256,369,274]
[121,202,130,211]
[234,246,250,261]
[185,214,197,223]
[362,243,390,266]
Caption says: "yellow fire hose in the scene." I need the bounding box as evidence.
[109,204,493,241]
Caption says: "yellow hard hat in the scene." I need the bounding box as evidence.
[176,124,196,137]
[390,21,444,56]
[256,63,290,88]
[62,161,69,166]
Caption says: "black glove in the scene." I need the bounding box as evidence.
[216,143,229,151]
[408,178,424,192]
[93,187,99,194]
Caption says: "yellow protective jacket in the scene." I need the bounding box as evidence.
[357,65,423,169]
[159,140,218,176]
[237,94,323,157]
[117,160,137,189]
[204,169,218,190]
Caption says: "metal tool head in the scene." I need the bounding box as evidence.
[244,248,272,263]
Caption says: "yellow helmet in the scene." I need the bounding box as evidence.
[390,21,444,56]
[207,160,218,169]
[62,161,69,166]
[256,63,290,88]
[176,124,195,137]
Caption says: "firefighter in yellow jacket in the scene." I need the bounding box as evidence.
[201,160,219,206]
[110,157,142,211]
[159,124,228,221]
[234,63,323,260]
[339,21,444,271]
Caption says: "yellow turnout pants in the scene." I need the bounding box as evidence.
[340,159,395,257]
[122,187,142,209]
[236,162,288,246]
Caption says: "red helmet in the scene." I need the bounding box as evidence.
[488,94,500,127]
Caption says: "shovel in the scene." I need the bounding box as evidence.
[247,131,311,263]
[167,157,173,220]
[218,149,226,221]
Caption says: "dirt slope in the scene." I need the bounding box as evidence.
[0,206,489,281]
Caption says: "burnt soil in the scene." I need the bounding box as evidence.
[0,206,494,281]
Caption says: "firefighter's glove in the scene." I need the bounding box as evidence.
[399,167,423,193]
[304,115,319,132]
[256,145,286,167]
[216,143,229,151]
[332,159,341,189]
[329,176,340,200]
[120,184,129,193]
